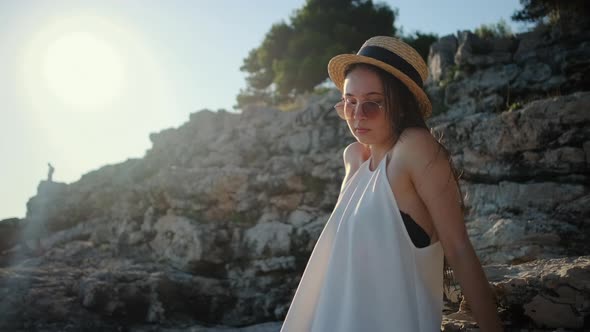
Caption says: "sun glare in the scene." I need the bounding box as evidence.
[43,31,125,109]
[19,15,131,113]
[15,13,178,190]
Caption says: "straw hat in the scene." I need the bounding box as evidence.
[328,36,432,118]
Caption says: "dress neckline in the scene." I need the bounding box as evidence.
[365,146,395,173]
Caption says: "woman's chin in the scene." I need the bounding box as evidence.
[355,136,372,144]
[355,136,392,148]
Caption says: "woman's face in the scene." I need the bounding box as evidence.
[343,66,393,147]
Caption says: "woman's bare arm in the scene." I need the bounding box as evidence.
[401,128,503,332]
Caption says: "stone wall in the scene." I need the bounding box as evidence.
[1,26,588,331]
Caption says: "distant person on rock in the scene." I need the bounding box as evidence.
[281,36,503,331]
[47,163,54,182]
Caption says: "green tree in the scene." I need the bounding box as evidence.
[512,0,589,28]
[236,0,397,109]
[474,19,514,39]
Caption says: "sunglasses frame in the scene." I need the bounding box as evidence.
[333,98,385,120]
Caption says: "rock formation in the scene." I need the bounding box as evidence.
[0,25,588,331]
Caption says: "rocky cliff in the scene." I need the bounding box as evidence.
[1,25,589,331]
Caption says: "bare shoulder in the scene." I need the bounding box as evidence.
[396,127,455,191]
[340,142,369,191]
[343,142,368,171]
[398,127,438,150]
[397,127,446,165]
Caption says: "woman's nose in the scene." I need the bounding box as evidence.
[352,104,367,120]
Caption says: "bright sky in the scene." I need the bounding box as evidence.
[1,0,524,220]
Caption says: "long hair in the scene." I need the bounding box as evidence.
[344,63,465,294]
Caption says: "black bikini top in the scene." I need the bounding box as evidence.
[400,210,430,248]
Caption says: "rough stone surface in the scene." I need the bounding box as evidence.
[427,34,458,83]
[488,256,590,329]
[1,26,589,331]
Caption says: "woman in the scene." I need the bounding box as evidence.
[280,36,502,331]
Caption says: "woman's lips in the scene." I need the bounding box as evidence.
[355,128,370,134]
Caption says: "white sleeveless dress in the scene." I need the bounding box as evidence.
[280,151,445,332]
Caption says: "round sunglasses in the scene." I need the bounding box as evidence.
[333,98,385,120]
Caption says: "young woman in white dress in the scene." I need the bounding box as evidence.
[280,36,503,331]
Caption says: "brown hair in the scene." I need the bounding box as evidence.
[344,62,464,294]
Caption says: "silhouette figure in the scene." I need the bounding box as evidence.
[47,163,54,182]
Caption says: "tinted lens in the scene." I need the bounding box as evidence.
[334,101,347,119]
[343,102,355,119]
[338,100,382,120]
[361,101,381,118]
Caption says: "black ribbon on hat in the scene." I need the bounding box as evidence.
[358,46,423,87]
